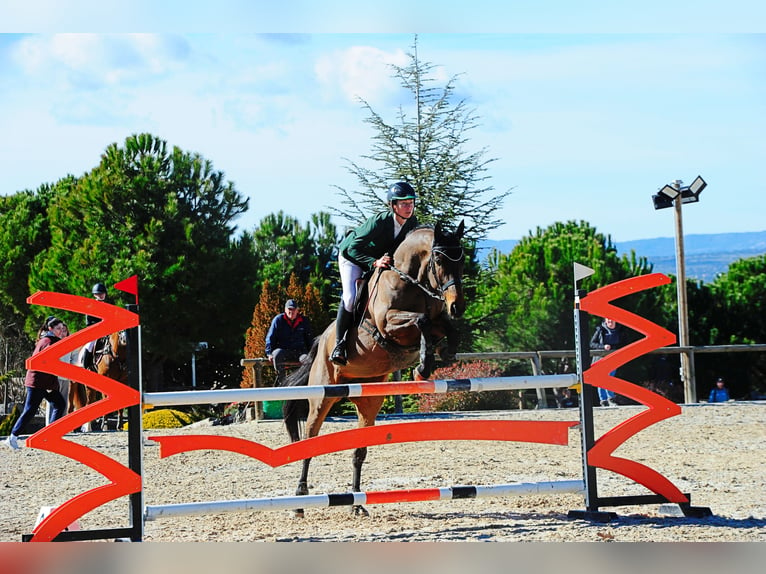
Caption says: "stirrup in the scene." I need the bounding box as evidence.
[330,340,347,366]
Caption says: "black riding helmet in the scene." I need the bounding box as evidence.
[92,282,107,295]
[387,181,417,203]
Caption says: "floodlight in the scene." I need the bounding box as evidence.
[680,188,701,204]
[658,184,680,200]
[689,175,706,195]
[652,193,675,210]
[652,184,679,210]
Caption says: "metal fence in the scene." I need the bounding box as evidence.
[241,343,766,413]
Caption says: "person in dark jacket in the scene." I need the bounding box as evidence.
[590,317,626,406]
[330,181,419,365]
[5,316,69,450]
[265,299,313,383]
[708,377,731,403]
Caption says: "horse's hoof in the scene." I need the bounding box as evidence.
[414,363,433,380]
[292,509,305,519]
[352,505,369,517]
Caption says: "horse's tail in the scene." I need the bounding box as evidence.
[281,336,319,442]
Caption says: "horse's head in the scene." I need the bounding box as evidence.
[114,330,128,361]
[97,330,129,382]
[431,220,466,318]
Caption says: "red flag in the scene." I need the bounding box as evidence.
[114,275,139,305]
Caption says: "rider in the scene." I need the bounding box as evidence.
[80,282,110,370]
[330,181,419,366]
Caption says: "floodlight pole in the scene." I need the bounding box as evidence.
[671,180,696,403]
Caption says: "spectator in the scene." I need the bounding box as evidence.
[708,377,731,403]
[556,387,579,408]
[590,317,626,407]
[265,300,313,384]
[5,317,69,450]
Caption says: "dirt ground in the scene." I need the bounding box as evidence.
[2,401,764,542]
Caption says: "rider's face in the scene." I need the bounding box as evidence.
[392,199,415,221]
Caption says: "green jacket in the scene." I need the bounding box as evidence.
[339,210,419,271]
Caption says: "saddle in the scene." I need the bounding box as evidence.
[352,270,374,320]
[83,336,108,372]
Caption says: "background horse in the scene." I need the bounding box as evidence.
[68,330,128,431]
[282,220,466,516]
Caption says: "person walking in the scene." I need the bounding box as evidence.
[5,317,69,450]
[330,181,419,366]
[45,323,78,425]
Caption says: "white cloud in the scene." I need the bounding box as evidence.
[315,45,409,106]
[11,34,190,90]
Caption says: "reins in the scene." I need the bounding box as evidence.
[387,244,465,301]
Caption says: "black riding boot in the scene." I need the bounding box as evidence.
[330,306,353,366]
[82,348,93,371]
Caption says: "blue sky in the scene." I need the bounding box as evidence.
[1,3,765,243]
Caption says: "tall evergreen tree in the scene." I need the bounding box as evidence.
[329,36,510,246]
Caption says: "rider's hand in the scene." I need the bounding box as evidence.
[374,254,392,269]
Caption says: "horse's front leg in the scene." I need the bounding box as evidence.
[292,397,336,518]
[351,446,369,516]
[293,457,312,519]
[415,315,435,380]
[434,311,458,365]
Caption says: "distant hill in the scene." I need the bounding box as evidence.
[478,230,766,283]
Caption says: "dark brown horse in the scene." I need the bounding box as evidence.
[69,330,128,431]
[282,221,466,516]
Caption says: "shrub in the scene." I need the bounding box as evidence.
[142,409,194,429]
[0,404,20,436]
[416,360,518,412]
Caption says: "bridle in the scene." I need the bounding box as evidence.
[387,243,464,301]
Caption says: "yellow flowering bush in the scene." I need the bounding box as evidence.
[142,408,194,429]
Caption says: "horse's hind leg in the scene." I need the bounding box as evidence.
[348,396,384,516]
[292,397,337,518]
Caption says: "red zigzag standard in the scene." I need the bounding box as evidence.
[25,291,140,542]
[581,273,688,504]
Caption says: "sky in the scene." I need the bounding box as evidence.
[1,2,765,244]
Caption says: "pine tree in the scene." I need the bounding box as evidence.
[330,36,510,245]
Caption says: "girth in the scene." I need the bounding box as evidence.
[358,318,420,353]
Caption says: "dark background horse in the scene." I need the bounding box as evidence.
[282,221,466,516]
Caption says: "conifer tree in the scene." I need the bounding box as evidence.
[329,36,510,245]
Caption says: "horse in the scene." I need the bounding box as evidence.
[282,220,466,517]
[68,330,128,431]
